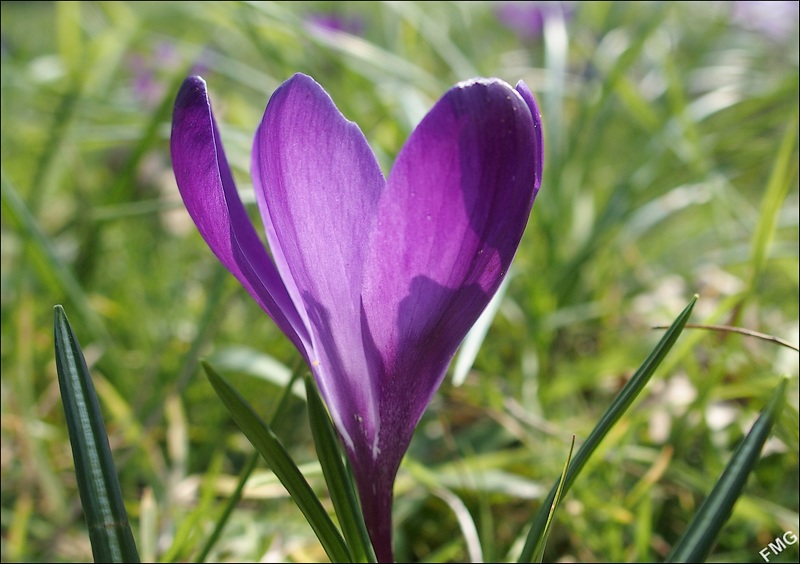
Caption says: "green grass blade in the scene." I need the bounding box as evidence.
[305,375,377,563]
[518,295,698,562]
[53,305,140,563]
[452,273,511,386]
[743,112,798,310]
[160,452,225,564]
[532,436,575,563]
[4,172,108,342]
[194,452,257,563]
[404,459,484,562]
[202,361,351,563]
[666,377,789,563]
[196,358,304,563]
[26,74,82,215]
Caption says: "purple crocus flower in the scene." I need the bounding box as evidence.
[171,73,543,561]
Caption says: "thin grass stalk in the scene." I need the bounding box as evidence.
[517,295,697,562]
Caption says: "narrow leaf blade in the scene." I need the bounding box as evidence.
[306,375,377,563]
[518,295,697,562]
[53,305,140,563]
[532,436,575,563]
[666,377,789,562]
[202,361,351,563]
[746,113,798,296]
[196,359,303,563]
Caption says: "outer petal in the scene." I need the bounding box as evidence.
[352,78,542,558]
[514,80,544,196]
[359,77,542,480]
[171,76,310,354]
[251,74,386,455]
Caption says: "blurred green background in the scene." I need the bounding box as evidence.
[1,1,798,562]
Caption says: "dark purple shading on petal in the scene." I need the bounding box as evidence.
[251,73,386,461]
[170,76,310,355]
[515,80,544,197]
[356,78,542,558]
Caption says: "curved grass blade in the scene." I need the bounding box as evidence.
[744,113,798,306]
[53,305,140,563]
[666,377,788,563]
[651,324,799,352]
[532,436,575,563]
[306,375,377,563]
[452,273,511,386]
[196,358,303,563]
[195,452,257,563]
[430,487,483,563]
[404,459,484,562]
[518,295,697,562]
[202,361,351,563]
[5,174,107,342]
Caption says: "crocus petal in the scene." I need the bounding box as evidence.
[171,76,310,354]
[355,79,542,544]
[251,73,386,456]
[513,79,544,195]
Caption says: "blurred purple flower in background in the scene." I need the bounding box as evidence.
[495,1,573,42]
[128,42,180,107]
[170,73,542,561]
[730,1,799,40]
[129,54,160,107]
[306,11,365,35]
[129,42,208,108]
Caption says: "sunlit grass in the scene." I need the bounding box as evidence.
[1,1,798,562]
